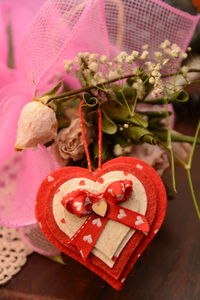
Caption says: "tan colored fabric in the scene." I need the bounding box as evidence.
[53,171,147,267]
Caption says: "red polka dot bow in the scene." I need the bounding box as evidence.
[62,180,149,259]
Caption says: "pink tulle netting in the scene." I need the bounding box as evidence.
[0,0,199,253]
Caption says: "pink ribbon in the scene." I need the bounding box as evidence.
[62,180,149,259]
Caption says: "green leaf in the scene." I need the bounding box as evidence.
[102,110,117,134]
[128,113,148,128]
[170,90,189,102]
[102,101,129,119]
[83,93,99,108]
[43,81,63,97]
[112,84,136,101]
[153,130,200,144]
[110,133,130,147]
[124,126,157,144]
[48,255,66,265]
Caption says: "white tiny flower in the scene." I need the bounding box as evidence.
[181,66,189,75]
[123,123,129,128]
[180,52,187,59]
[64,60,73,73]
[89,62,99,72]
[154,51,163,61]
[15,101,57,150]
[154,63,161,71]
[139,50,149,60]
[100,55,108,64]
[145,61,155,71]
[160,40,171,49]
[142,44,149,50]
[131,50,139,59]
[114,144,123,156]
[149,77,155,84]
[115,51,128,63]
[89,53,98,62]
[125,55,134,64]
[151,70,161,77]
[108,70,118,80]
[163,58,170,65]
[187,47,192,52]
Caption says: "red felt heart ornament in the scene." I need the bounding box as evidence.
[35,157,167,290]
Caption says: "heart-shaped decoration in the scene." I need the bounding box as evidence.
[35,157,167,290]
[92,199,108,217]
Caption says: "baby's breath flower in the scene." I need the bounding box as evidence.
[114,144,123,156]
[151,70,161,77]
[180,52,187,59]
[163,58,170,65]
[139,50,149,60]
[131,50,139,60]
[89,53,98,63]
[108,70,118,80]
[88,62,99,72]
[115,51,128,63]
[154,51,163,61]
[64,60,73,73]
[123,123,129,128]
[181,66,189,75]
[149,77,155,84]
[160,39,171,50]
[145,61,155,71]
[125,55,134,64]
[100,55,108,64]
[142,44,149,50]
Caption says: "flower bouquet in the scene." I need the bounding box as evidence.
[0,0,200,290]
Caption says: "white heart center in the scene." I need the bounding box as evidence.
[135,216,144,226]
[83,234,93,244]
[117,209,127,219]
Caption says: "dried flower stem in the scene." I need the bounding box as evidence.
[48,69,200,103]
[186,121,200,220]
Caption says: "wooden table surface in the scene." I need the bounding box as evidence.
[0,123,200,300]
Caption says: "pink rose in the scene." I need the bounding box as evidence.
[52,118,93,166]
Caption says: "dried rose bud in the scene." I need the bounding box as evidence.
[15,101,58,150]
[52,118,93,166]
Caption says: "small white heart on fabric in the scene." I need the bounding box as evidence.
[117,209,127,219]
[47,175,54,182]
[136,164,143,169]
[117,194,123,201]
[135,216,144,226]
[154,229,159,234]
[92,218,102,228]
[121,183,125,193]
[74,201,82,211]
[83,234,93,244]
[108,188,114,196]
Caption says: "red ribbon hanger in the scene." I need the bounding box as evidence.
[61,101,149,260]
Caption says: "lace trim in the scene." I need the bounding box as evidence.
[0,226,32,285]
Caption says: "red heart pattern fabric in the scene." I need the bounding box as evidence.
[35,157,167,290]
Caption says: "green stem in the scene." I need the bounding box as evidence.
[159,141,187,168]
[48,69,200,103]
[187,120,200,168]
[187,169,200,220]
[154,130,200,144]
